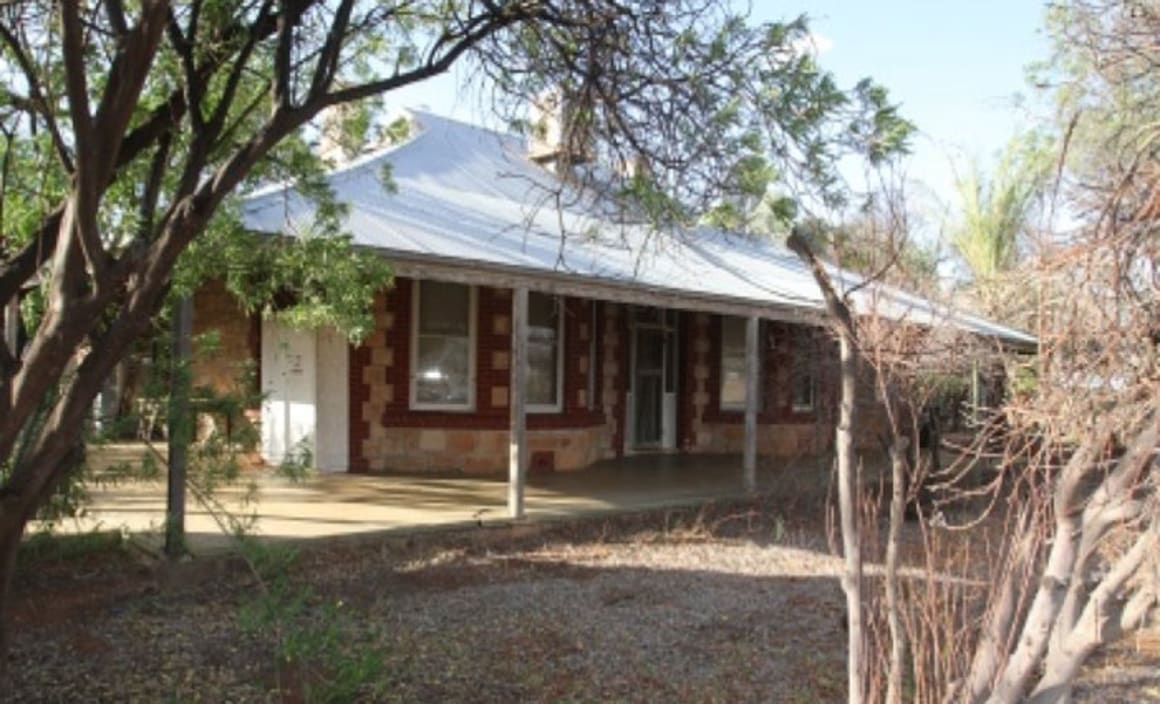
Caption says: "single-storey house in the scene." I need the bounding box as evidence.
[191,111,1035,517]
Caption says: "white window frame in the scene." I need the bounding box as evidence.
[527,292,565,414]
[719,315,749,411]
[409,280,477,412]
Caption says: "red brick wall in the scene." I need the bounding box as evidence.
[596,302,627,460]
[191,279,259,396]
[348,343,371,472]
[202,267,869,472]
[592,301,604,411]
[350,278,617,472]
[609,303,629,457]
[346,289,383,472]
[364,279,605,431]
[688,312,893,454]
[701,315,821,425]
[532,296,606,429]
[678,311,697,450]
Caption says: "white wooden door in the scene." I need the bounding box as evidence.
[261,320,317,466]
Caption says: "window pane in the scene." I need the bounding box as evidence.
[528,293,560,407]
[635,329,664,371]
[528,339,557,405]
[721,357,746,407]
[664,328,677,393]
[634,306,662,325]
[720,316,746,408]
[792,333,816,410]
[529,292,558,329]
[792,371,815,410]
[419,281,469,336]
[415,335,470,405]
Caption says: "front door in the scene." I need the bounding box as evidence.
[261,320,317,466]
[260,322,349,471]
[630,308,678,451]
[633,327,665,448]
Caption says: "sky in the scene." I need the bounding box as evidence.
[384,1,1052,243]
[772,1,1051,212]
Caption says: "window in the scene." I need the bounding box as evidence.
[720,316,748,410]
[792,333,817,412]
[720,316,767,411]
[411,281,475,410]
[528,292,563,411]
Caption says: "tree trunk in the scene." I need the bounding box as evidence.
[1028,525,1157,702]
[788,230,865,704]
[885,436,908,704]
[836,330,866,704]
[964,508,1038,703]
[0,502,25,683]
[986,427,1115,703]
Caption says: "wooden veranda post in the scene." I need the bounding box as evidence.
[509,287,529,519]
[743,314,759,492]
[166,296,192,558]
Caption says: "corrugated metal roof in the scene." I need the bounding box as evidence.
[241,111,1037,347]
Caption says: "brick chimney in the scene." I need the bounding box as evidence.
[317,104,354,165]
[527,88,592,173]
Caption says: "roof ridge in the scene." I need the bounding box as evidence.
[242,108,437,203]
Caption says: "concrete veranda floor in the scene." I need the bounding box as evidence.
[37,445,827,554]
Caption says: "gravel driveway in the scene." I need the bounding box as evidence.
[6,498,1157,702]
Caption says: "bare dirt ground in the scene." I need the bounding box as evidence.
[5,496,1158,703]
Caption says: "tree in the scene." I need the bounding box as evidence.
[947,133,1053,323]
[794,180,942,294]
[1035,0,1160,188]
[789,3,1159,701]
[0,0,910,671]
[790,210,989,704]
[786,229,870,704]
[794,170,1157,703]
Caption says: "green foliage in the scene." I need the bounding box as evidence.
[237,541,389,703]
[946,131,1057,324]
[380,116,413,147]
[949,133,1053,281]
[180,214,393,344]
[500,9,913,226]
[377,161,398,196]
[790,211,940,288]
[39,330,265,536]
[850,78,916,166]
[277,438,316,482]
[321,99,384,163]
[16,529,124,566]
[31,456,91,526]
[0,128,69,253]
[1007,359,1038,399]
[1032,1,1160,183]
